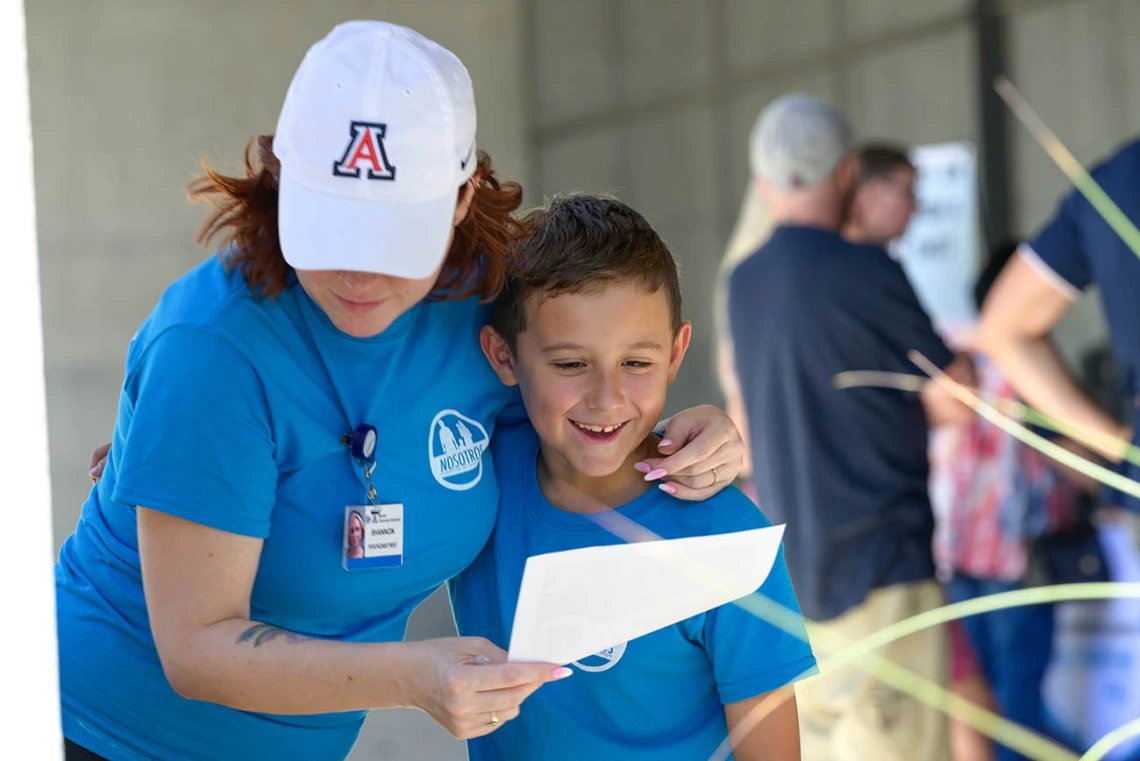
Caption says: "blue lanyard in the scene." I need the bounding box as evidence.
[297,290,380,505]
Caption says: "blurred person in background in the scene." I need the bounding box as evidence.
[728,92,972,761]
[977,140,1138,499]
[933,241,1103,761]
[977,137,1140,760]
[976,138,1140,756]
[840,140,1005,761]
[946,619,996,761]
[717,142,916,502]
[714,182,773,503]
[842,143,918,247]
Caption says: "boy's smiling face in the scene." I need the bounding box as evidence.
[482,280,691,489]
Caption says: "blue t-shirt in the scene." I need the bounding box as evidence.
[1025,138,1140,511]
[55,255,516,761]
[727,225,955,622]
[450,423,817,761]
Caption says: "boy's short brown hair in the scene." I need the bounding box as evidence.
[492,194,683,352]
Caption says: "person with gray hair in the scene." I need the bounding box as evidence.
[727,92,972,761]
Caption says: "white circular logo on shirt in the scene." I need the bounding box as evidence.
[428,409,490,491]
[572,641,627,673]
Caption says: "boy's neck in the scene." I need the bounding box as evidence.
[536,436,659,514]
[842,222,887,248]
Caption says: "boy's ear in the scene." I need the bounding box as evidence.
[667,321,693,383]
[835,152,859,196]
[480,325,519,386]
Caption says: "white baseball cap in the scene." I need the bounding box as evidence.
[273,21,478,279]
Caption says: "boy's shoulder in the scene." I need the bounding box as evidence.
[489,419,541,505]
[653,484,774,538]
[490,418,539,460]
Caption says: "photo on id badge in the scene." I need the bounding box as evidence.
[343,504,404,570]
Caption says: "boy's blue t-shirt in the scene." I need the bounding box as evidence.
[450,423,817,761]
[55,256,516,761]
[1023,138,1140,511]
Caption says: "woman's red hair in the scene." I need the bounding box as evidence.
[188,134,525,301]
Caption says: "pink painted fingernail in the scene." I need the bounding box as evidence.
[633,462,651,474]
[657,439,674,449]
[552,667,573,679]
[644,468,668,481]
[658,483,678,495]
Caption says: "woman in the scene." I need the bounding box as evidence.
[57,21,742,761]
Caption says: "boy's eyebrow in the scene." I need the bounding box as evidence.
[541,341,666,353]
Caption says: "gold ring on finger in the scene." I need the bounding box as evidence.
[488,711,500,727]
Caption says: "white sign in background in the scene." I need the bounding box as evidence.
[890,141,982,336]
[1,0,63,757]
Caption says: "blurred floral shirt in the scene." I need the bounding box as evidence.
[930,352,1080,582]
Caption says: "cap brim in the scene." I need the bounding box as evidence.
[277,169,456,280]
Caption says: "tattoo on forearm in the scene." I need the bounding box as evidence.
[237,624,303,647]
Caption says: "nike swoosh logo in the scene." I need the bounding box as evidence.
[460,142,475,171]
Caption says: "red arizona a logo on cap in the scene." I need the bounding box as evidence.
[333,121,396,180]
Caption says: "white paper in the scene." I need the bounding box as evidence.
[507,525,786,665]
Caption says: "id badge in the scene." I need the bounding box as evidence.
[343,504,404,570]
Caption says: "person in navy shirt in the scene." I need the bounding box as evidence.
[977,139,1140,508]
[452,195,816,761]
[727,93,973,761]
[58,22,745,761]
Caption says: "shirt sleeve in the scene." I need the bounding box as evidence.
[699,494,819,704]
[112,325,278,538]
[846,249,956,374]
[1026,177,1093,294]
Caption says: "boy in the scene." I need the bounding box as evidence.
[841,143,918,248]
[451,195,817,760]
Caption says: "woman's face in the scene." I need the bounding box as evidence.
[295,182,476,339]
[296,267,443,338]
[348,514,365,548]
